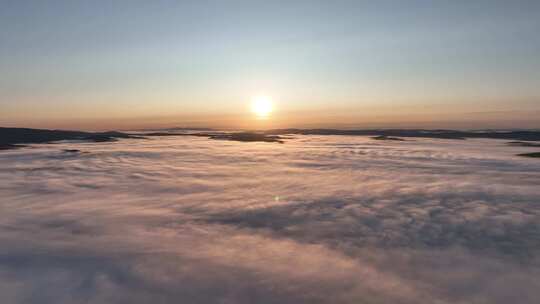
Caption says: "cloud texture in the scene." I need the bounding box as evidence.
[1,136,539,303]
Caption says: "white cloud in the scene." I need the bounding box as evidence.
[0,136,539,303]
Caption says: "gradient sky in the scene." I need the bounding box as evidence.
[1,0,539,130]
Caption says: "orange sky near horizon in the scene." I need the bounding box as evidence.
[3,98,539,131]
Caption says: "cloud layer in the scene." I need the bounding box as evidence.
[1,136,539,303]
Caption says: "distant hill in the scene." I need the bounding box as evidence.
[264,129,540,141]
[2,127,540,150]
[0,127,138,149]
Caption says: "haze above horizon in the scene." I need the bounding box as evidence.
[1,1,539,130]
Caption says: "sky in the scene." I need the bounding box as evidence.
[1,0,539,130]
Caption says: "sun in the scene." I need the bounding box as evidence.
[251,96,273,118]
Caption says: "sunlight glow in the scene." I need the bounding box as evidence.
[251,96,273,118]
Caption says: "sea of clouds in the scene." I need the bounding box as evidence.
[1,135,539,303]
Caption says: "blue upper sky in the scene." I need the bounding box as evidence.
[1,0,539,129]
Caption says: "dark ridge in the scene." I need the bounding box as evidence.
[517,152,540,158]
[265,129,540,141]
[0,127,140,149]
[507,141,540,147]
[62,149,81,153]
[134,127,215,132]
[209,132,284,143]
[143,132,210,137]
[4,127,540,149]
[0,144,26,150]
[142,131,283,143]
[371,135,405,141]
